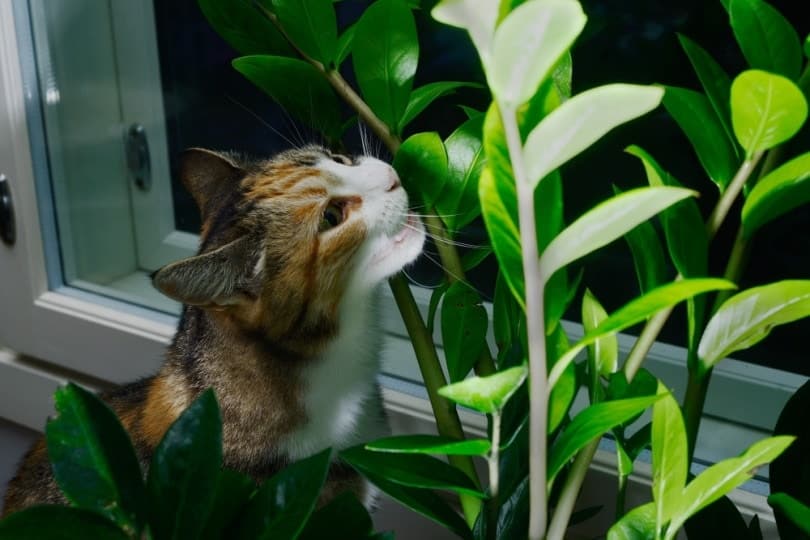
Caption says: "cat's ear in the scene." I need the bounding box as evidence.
[152,236,259,307]
[180,148,244,216]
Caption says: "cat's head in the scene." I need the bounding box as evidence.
[152,146,425,348]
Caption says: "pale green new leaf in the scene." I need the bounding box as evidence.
[431,0,499,65]
[438,366,527,414]
[524,84,663,188]
[582,289,617,376]
[651,387,688,529]
[731,70,808,157]
[490,0,585,107]
[668,436,796,537]
[698,280,810,372]
[538,186,695,284]
[742,152,810,237]
[365,435,491,456]
[607,503,657,540]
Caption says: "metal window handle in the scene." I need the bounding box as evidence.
[0,174,15,246]
[125,124,151,191]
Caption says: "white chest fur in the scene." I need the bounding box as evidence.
[277,288,389,461]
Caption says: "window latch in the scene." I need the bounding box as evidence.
[0,174,15,246]
[125,124,151,191]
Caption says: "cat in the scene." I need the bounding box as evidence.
[2,145,425,516]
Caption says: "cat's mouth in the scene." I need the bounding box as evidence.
[391,214,421,244]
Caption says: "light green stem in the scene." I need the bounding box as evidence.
[545,438,600,540]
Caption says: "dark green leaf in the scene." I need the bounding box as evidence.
[606,369,658,429]
[341,446,485,498]
[438,366,527,414]
[270,0,337,65]
[427,282,449,336]
[742,152,810,237]
[46,383,146,533]
[233,55,342,140]
[442,282,488,381]
[365,435,491,456]
[615,184,668,294]
[201,469,255,540]
[0,506,128,540]
[353,0,419,132]
[399,82,483,133]
[147,389,222,540]
[461,247,493,272]
[684,495,751,540]
[607,502,657,540]
[729,0,802,80]
[440,114,486,231]
[299,492,373,540]
[334,22,357,67]
[236,448,331,540]
[806,34,810,59]
[769,493,810,536]
[497,477,529,539]
[393,132,448,209]
[662,86,738,189]
[493,271,519,355]
[749,514,764,540]
[198,0,292,56]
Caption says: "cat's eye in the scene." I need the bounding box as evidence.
[320,202,345,232]
[331,153,352,165]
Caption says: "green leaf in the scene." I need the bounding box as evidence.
[731,70,808,156]
[607,503,658,540]
[742,152,810,237]
[365,435,491,456]
[617,191,668,293]
[768,493,810,536]
[606,370,658,428]
[198,0,292,57]
[548,395,661,482]
[46,383,146,533]
[236,448,331,540]
[233,55,342,140]
[270,0,337,66]
[669,436,796,534]
[431,0,499,66]
[548,361,577,433]
[427,282,449,336]
[393,132,448,209]
[201,469,256,540]
[0,506,129,540]
[299,492,373,540]
[729,0,802,81]
[334,22,356,67]
[662,86,739,189]
[399,82,483,133]
[698,281,810,372]
[340,446,485,498]
[684,496,753,540]
[490,0,586,107]
[461,247,493,272]
[677,34,738,156]
[806,34,810,59]
[582,289,618,376]
[524,84,663,188]
[359,468,473,539]
[651,387,688,529]
[438,365,528,414]
[493,270,520,354]
[147,389,222,540]
[442,282,488,382]
[440,114,487,231]
[538,186,696,284]
[353,0,418,132]
[495,477,530,540]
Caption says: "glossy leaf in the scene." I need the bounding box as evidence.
[495,477,530,540]
[618,197,668,293]
[606,369,658,428]
[198,0,292,57]
[548,394,660,481]
[353,0,418,131]
[440,114,486,231]
[399,82,482,133]
[270,0,337,65]
[299,492,373,540]
[233,56,342,140]
[427,282,449,336]
[651,388,688,528]
[548,360,577,433]
[392,132,448,209]
[524,84,663,187]
[236,448,331,540]
[340,446,485,498]
[729,0,802,81]
[698,281,810,372]
[334,21,357,67]
[538,186,696,284]
[677,34,737,154]
[731,70,808,156]
[442,283,487,382]
[607,503,657,540]
[46,383,147,533]
[365,435,491,456]
[582,289,618,376]
[768,493,810,536]
[684,495,754,540]
[147,389,222,540]
[0,506,129,540]
[663,86,738,189]
[201,469,256,540]
[359,468,473,539]
[461,247,493,273]
[669,436,796,535]
[431,0,499,67]
[742,152,810,237]
[490,0,586,107]
[438,365,527,414]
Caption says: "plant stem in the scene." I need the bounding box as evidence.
[545,438,600,540]
[499,103,548,540]
[486,410,502,540]
[705,153,763,238]
[616,473,628,521]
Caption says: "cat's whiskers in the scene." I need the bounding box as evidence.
[227,95,299,149]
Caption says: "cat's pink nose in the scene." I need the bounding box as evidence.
[386,173,401,192]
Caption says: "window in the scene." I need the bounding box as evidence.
[0,0,806,483]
